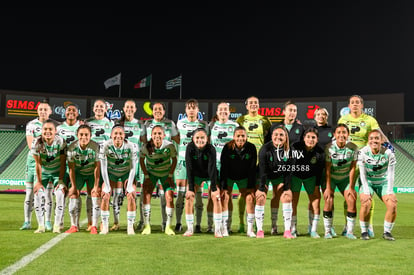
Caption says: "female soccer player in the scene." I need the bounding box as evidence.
[338,95,388,237]
[290,128,325,238]
[100,125,137,235]
[323,124,358,239]
[116,99,146,232]
[143,102,178,232]
[267,100,305,235]
[313,107,333,148]
[183,128,222,237]
[32,119,67,233]
[85,99,114,231]
[220,126,257,237]
[21,101,52,231]
[358,129,397,241]
[139,125,177,235]
[236,96,271,233]
[175,99,209,233]
[255,126,294,239]
[65,124,101,233]
[207,102,238,234]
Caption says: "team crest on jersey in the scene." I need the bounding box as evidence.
[360,121,366,127]
[105,123,110,129]
[295,129,300,134]
[328,132,333,137]
[346,151,352,158]
[310,156,317,164]
[228,127,234,132]
[134,125,139,131]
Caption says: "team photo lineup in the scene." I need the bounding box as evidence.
[20,95,398,241]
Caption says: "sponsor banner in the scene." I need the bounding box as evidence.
[172,102,209,122]
[49,97,87,121]
[5,95,47,118]
[0,179,25,186]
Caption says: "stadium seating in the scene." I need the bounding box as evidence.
[0,130,25,167]
[0,146,29,180]
[394,146,414,187]
[395,139,414,158]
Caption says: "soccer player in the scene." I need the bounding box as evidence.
[175,99,209,233]
[56,103,81,230]
[143,102,178,232]
[323,124,358,239]
[32,120,67,233]
[20,101,52,231]
[183,128,222,237]
[236,96,271,233]
[338,95,388,237]
[220,126,257,237]
[266,100,305,235]
[313,107,333,148]
[207,102,238,234]
[65,124,101,233]
[100,125,138,235]
[139,126,177,235]
[84,99,114,231]
[115,99,146,232]
[255,126,294,239]
[358,129,397,241]
[290,128,325,238]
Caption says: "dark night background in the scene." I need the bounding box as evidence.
[0,5,413,120]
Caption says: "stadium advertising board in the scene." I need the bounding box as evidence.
[5,95,46,118]
[49,97,87,121]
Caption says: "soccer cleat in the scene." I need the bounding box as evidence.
[222,226,229,237]
[215,230,223,238]
[324,232,333,239]
[238,224,245,233]
[247,231,256,238]
[330,227,337,237]
[256,230,265,238]
[346,233,357,240]
[100,225,109,235]
[165,226,175,236]
[308,225,312,235]
[127,226,135,235]
[53,225,61,233]
[341,227,347,236]
[141,224,151,235]
[20,222,32,230]
[368,228,375,238]
[161,223,166,232]
[90,226,98,235]
[291,230,298,238]
[383,232,395,241]
[183,229,193,237]
[271,227,278,235]
[310,231,320,239]
[65,226,79,233]
[361,232,370,240]
[194,225,202,234]
[86,222,92,232]
[34,226,45,234]
[283,230,295,239]
[174,223,182,233]
[205,227,214,233]
[135,221,144,231]
[110,224,120,231]
[45,221,52,231]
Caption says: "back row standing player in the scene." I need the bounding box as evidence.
[236,96,271,233]
[175,99,209,233]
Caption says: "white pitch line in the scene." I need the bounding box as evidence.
[0,219,88,275]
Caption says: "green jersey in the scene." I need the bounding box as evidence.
[140,139,177,178]
[31,135,67,174]
[57,121,81,145]
[209,120,238,167]
[144,118,178,142]
[325,140,358,181]
[357,146,396,186]
[101,139,137,178]
[176,118,209,161]
[123,118,146,151]
[338,113,379,149]
[67,140,100,176]
[85,117,113,147]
